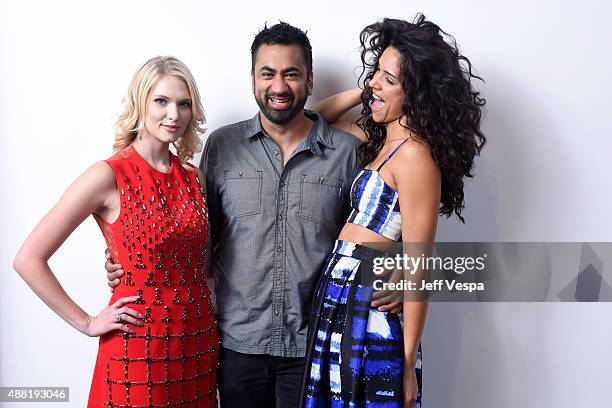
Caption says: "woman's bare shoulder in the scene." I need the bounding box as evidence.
[392,138,439,181]
[81,161,117,190]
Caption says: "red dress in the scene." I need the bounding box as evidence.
[88,145,218,407]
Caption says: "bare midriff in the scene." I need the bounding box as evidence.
[337,222,396,245]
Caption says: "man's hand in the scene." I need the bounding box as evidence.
[371,288,402,313]
[371,266,403,313]
[105,249,124,293]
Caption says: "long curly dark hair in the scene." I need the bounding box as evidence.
[356,14,486,222]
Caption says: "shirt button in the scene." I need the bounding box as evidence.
[275,309,280,316]
[277,246,282,252]
[278,214,283,221]
[279,181,284,187]
[274,150,280,156]
[319,176,325,183]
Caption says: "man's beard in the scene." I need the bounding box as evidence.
[255,89,308,125]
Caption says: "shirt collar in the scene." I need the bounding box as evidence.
[243,110,335,155]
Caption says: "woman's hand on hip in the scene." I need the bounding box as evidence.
[81,296,144,337]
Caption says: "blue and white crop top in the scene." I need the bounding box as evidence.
[346,139,409,241]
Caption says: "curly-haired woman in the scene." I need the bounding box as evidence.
[301,15,486,407]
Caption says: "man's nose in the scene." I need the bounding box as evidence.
[270,74,289,94]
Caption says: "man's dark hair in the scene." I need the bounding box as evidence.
[251,21,313,74]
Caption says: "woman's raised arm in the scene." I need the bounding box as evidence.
[312,87,368,141]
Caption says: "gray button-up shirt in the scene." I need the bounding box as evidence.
[200,110,360,357]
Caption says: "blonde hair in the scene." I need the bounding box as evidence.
[114,56,205,162]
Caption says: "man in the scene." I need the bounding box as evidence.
[106,22,396,407]
[205,22,362,407]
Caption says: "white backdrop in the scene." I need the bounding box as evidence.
[1,0,611,406]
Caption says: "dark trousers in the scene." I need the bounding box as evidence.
[218,347,305,408]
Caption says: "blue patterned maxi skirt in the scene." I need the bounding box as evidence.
[301,240,422,408]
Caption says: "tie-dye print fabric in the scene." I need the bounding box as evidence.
[302,240,422,407]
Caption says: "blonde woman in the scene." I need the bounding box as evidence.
[13,56,218,406]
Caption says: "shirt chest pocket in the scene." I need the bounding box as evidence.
[224,170,262,217]
[299,174,344,224]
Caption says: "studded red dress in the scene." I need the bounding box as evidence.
[88,145,218,407]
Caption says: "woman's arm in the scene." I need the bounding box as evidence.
[312,87,368,141]
[392,139,441,406]
[313,87,362,123]
[13,161,143,336]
